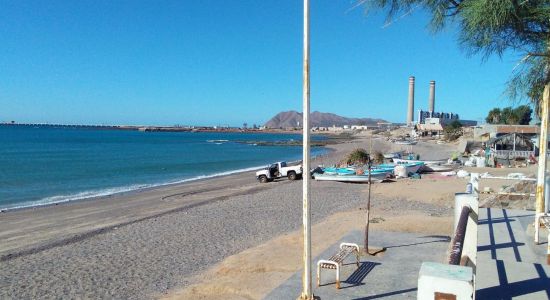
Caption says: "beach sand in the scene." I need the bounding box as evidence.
[0,133,535,299]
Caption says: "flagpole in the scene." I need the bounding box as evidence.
[300,0,312,298]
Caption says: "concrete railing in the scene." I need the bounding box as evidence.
[417,174,479,300]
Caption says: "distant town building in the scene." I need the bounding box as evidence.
[474,124,539,140]
[418,110,477,126]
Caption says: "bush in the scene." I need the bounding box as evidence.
[372,151,385,164]
[342,148,370,165]
[443,120,463,141]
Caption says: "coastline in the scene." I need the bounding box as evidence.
[0,132,338,212]
[0,143,341,259]
[0,133,460,299]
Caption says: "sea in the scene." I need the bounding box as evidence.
[0,125,327,210]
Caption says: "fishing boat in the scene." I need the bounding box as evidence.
[422,164,455,172]
[391,158,456,172]
[377,162,424,174]
[313,170,390,183]
[322,167,356,175]
[383,152,402,159]
[394,140,417,145]
[392,158,447,165]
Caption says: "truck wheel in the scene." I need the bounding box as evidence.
[259,175,268,183]
[288,171,297,180]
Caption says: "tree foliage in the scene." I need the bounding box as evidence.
[486,108,501,124]
[362,0,550,111]
[343,148,370,165]
[443,120,463,141]
[485,105,532,124]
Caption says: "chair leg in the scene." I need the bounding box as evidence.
[355,251,360,268]
[335,264,340,289]
[317,263,321,286]
[535,214,540,244]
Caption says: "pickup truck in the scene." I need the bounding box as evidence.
[256,161,303,183]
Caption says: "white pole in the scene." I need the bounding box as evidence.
[300,0,312,298]
[535,84,549,243]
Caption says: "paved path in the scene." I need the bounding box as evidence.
[265,230,450,299]
[476,208,550,299]
[267,208,550,299]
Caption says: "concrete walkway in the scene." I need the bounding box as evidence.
[265,230,450,300]
[266,208,550,299]
[476,208,550,299]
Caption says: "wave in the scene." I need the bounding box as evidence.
[1,147,330,212]
[206,139,229,143]
[1,165,267,211]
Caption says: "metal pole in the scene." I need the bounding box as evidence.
[365,157,372,253]
[300,0,312,298]
[535,84,549,243]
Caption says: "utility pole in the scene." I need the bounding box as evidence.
[299,0,313,298]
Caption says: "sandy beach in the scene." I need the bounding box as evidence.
[0,133,534,299]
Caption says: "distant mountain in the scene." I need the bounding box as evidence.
[264,111,387,128]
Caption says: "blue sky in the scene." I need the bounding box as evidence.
[0,0,529,126]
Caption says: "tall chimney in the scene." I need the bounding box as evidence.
[407,76,415,126]
[429,80,435,112]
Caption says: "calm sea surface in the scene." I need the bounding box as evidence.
[0,125,326,210]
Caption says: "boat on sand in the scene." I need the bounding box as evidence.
[392,158,446,165]
[313,171,390,183]
[391,158,457,172]
[322,167,356,176]
[377,162,424,175]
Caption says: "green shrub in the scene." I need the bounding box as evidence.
[443,121,463,141]
[342,148,370,165]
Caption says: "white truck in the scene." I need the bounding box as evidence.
[256,161,303,183]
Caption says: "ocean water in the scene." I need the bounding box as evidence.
[0,125,327,210]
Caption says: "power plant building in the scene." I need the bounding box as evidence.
[405,78,477,128]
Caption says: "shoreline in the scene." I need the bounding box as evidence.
[1,164,282,213]
[1,135,340,213]
[0,145,341,259]
[0,134,462,299]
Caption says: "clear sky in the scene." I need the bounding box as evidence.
[0,0,530,126]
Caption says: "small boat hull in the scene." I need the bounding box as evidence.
[422,164,455,172]
[377,162,424,175]
[322,167,356,176]
[394,140,417,145]
[313,172,389,183]
[392,158,446,165]
[383,152,402,159]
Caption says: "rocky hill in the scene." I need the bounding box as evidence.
[264,111,387,128]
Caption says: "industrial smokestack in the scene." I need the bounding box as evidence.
[407,76,415,126]
[429,80,435,112]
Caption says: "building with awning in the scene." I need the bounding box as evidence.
[487,132,536,159]
[474,124,539,140]
[416,123,444,136]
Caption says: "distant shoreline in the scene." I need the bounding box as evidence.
[0,129,345,213]
[0,123,369,136]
